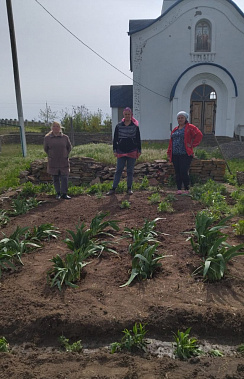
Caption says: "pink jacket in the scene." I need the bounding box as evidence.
[167,123,203,162]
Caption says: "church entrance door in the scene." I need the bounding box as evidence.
[190,84,216,134]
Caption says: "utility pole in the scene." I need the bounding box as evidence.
[6,0,27,157]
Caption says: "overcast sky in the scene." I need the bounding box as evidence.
[1,0,244,122]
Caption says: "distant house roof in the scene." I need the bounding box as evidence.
[110,85,133,108]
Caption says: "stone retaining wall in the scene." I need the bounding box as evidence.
[20,157,226,186]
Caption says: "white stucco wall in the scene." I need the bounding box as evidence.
[130,0,244,140]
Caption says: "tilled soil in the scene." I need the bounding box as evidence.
[0,189,244,379]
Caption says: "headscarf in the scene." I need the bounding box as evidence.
[177,111,189,120]
[122,107,139,126]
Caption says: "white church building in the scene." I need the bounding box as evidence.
[110,0,244,141]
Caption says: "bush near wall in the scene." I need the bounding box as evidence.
[20,157,226,186]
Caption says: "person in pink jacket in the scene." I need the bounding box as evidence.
[167,111,203,194]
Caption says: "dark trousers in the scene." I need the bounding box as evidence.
[52,171,69,195]
[172,154,193,190]
[113,156,136,190]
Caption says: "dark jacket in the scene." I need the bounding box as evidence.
[113,121,141,153]
[44,132,72,175]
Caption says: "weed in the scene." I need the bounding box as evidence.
[59,335,83,353]
[148,193,161,204]
[165,194,177,202]
[237,343,244,353]
[191,180,229,217]
[232,220,244,236]
[110,322,148,353]
[233,194,244,216]
[21,182,37,197]
[0,337,10,352]
[138,176,149,190]
[120,200,131,209]
[167,175,176,187]
[209,349,224,357]
[194,149,209,159]
[157,201,174,213]
[173,328,202,360]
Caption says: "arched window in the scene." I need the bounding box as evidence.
[195,21,211,52]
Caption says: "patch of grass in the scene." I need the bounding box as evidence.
[0,144,45,193]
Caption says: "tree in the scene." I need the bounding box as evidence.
[39,102,58,126]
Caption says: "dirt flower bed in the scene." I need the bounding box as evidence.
[0,189,244,379]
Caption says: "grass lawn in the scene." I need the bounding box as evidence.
[0,142,243,193]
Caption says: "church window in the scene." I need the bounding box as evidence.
[195,21,211,52]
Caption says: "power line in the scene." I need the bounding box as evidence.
[34,0,170,100]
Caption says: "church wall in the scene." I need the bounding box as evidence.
[130,0,244,140]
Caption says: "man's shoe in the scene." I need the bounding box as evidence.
[56,193,61,200]
[127,189,133,195]
[106,189,115,196]
[61,194,71,199]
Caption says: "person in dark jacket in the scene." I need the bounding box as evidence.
[107,107,141,195]
[44,121,72,199]
[167,111,203,194]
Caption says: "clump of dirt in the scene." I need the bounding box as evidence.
[1,189,244,379]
